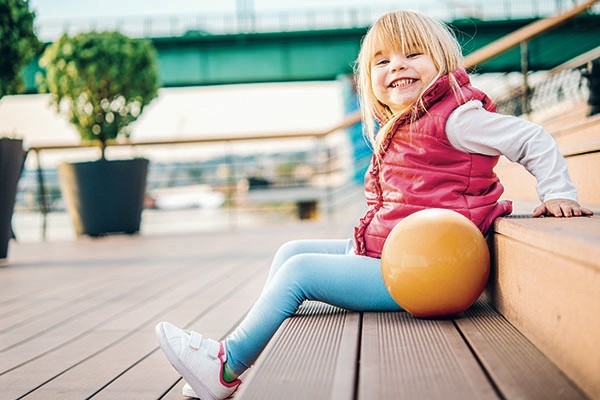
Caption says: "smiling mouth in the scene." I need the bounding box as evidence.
[390,78,416,88]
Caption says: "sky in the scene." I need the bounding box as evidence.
[26,1,575,43]
[27,0,570,23]
[27,0,433,41]
[28,0,401,20]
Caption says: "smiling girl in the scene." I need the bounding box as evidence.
[155,10,591,400]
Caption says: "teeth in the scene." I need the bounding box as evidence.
[392,79,415,87]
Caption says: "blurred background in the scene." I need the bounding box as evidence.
[1,0,597,242]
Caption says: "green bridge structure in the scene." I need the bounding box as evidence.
[22,7,600,92]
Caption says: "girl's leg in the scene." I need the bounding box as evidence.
[225,250,401,374]
[265,238,352,284]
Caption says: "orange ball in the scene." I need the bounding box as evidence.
[381,208,490,318]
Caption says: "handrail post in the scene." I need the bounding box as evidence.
[324,136,334,221]
[520,41,531,115]
[34,149,49,240]
[585,58,600,115]
[225,140,237,229]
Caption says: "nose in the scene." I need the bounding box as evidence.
[390,56,407,72]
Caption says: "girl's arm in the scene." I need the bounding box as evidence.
[446,100,593,217]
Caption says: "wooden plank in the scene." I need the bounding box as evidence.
[494,158,539,203]
[495,116,600,206]
[236,301,360,400]
[0,260,181,360]
[0,254,215,371]
[565,152,600,206]
[528,101,590,133]
[457,301,587,399]
[358,312,497,400]
[494,216,600,266]
[0,222,343,398]
[0,262,144,334]
[0,229,291,399]
[1,254,255,398]
[44,264,268,400]
[551,114,600,152]
[489,228,600,399]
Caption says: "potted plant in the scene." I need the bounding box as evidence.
[37,31,159,236]
[0,0,40,261]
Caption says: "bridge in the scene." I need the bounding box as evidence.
[22,5,600,92]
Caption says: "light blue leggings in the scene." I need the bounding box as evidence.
[224,238,402,374]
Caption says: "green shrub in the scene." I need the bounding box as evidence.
[0,0,40,99]
[38,31,159,158]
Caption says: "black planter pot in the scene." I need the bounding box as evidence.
[0,138,25,260]
[58,158,149,236]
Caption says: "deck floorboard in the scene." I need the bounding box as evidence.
[0,219,588,399]
[1,223,338,399]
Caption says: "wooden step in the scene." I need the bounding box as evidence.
[489,214,600,399]
[527,100,590,133]
[495,113,600,206]
[494,157,538,203]
[562,146,600,206]
[551,113,600,150]
[496,145,600,206]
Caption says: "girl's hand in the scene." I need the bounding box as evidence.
[532,199,594,218]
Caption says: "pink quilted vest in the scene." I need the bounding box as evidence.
[354,69,513,258]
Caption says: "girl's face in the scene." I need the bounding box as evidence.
[370,49,438,113]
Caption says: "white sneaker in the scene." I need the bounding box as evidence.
[155,322,241,400]
[182,382,198,398]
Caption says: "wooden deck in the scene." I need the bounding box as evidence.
[0,220,349,399]
[0,216,589,399]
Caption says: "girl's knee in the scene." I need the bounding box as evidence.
[276,239,313,258]
[262,255,317,312]
[276,254,322,286]
[270,240,316,274]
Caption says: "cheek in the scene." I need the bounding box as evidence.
[423,65,439,86]
[371,85,386,104]
[371,74,386,99]
[371,70,385,87]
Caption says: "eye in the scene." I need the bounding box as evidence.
[406,52,422,59]
[373,57,389,66]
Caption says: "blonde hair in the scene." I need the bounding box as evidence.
[355,10,464,150]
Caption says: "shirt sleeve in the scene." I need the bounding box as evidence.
[446,100,578,202]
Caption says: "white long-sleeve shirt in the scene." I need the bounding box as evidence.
[446,100,577,202]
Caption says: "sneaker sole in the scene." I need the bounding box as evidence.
[182,382,199,398]
[155,323,218,400]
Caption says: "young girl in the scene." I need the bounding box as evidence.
[155,10,592,400]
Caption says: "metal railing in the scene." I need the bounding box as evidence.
[495,48,599,115]
[17,111,366,240]
[463,0,598,115]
